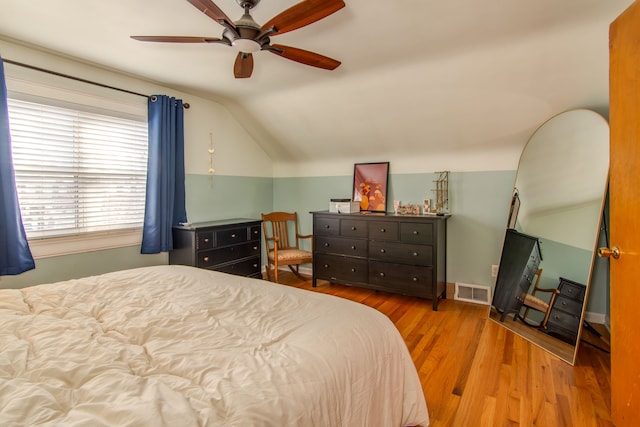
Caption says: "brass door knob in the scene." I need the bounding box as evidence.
[597,246,620,259]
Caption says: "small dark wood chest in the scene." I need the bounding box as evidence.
[169,218,262,278]
[545,277,586,344]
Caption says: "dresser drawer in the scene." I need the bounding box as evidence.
[558,280,585,301]
[369,221,398,240]
[315,253,368,283]
[399,222,434,244]
[217,256,261,277]
[369,261,434,297]
[217,227,249,246]
[548,308,581,334]
[369,241,433,266]
[249,225,261,241]
[198,242,259,268]
[197,232,214,250]
[340,219,368,238]
[553,295,583,316]
[315,217,340,236]
[315,235,367,257]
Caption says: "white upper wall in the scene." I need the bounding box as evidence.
[1,39,273,178]
[0,0,629,179]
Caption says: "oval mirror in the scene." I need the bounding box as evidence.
[489,109,609,365]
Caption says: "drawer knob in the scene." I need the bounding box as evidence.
[380,249,386,253]
[413,231,418,235]
[204,238,210,243]
[324,243,330,247]
[253,246,258,250]
[324,264,329,268]
[253,263,258,268]
[351,245,356,250]
[380,228,386,232]
[351,268,356,272]
[351,226,357,231]
[412,277,418,282]
[325,225,330,228]
[561,301,567,307]
[231,234,236,238]
[412,252,419,257]
[203,256,209,262]
[379,272,385,277]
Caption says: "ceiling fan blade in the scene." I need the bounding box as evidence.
[186,0,236,29]
[234,52,254,78]
[261,0,345,35]
[270,44,340,70]
[131,36,225,43]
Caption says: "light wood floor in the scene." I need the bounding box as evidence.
[271,272,612,427]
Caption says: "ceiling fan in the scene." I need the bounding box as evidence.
[131,0,345,78]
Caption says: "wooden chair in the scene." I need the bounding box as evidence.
[261,212,313,283]
[518,268,560,329]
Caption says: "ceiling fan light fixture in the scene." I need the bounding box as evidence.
[232,38,261,53]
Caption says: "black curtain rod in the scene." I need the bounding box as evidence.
[3,58,189,109]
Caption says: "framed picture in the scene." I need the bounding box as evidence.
[352,162,389,212]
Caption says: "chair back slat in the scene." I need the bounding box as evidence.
[261,211,299,251]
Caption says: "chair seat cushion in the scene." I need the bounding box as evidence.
[268,249,312,262]
[523,294,549,312]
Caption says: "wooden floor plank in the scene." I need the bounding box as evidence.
[272,273,612,426]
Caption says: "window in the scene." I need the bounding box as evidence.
[8,97,148,242]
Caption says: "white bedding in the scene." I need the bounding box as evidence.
[0,265,428,426]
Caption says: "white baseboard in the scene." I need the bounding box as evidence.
[584,311,606,324]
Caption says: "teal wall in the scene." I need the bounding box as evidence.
[185,174,273,223]
[0,246,166,289]
[0,174,272,289]
[272,170,608,314]
[274,171,516,287]
[1,170,609,318]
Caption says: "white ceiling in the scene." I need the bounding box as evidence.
[0,0,633,170]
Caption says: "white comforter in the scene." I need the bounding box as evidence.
[0,265,428,427]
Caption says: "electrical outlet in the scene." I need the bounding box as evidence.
[491,264,499,278]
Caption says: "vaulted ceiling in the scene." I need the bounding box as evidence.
[0,0,633,171]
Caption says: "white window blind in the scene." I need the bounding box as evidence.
[8,97,148,240]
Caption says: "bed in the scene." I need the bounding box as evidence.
[0,265,429,426]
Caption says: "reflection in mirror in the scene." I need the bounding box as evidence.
[489,109,609,365]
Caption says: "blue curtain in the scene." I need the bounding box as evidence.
[0,57,35,275]
[141,95,187,254]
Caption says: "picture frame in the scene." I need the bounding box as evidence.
[352,162,390,212]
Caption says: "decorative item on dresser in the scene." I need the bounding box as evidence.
[312,211,449,310]
[492,228,543,321]
[544,277,587,344]
[170,218,262,278]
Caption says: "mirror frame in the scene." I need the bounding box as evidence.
[489,109,609,365]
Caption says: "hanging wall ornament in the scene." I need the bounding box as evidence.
[208,132,215,188]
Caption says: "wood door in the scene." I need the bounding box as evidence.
[609,2,640,425]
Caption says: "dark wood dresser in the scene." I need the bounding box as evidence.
[544,277,586,344]
[169,218,262,279]
[492,229,542,321]
[311,211,449,310]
